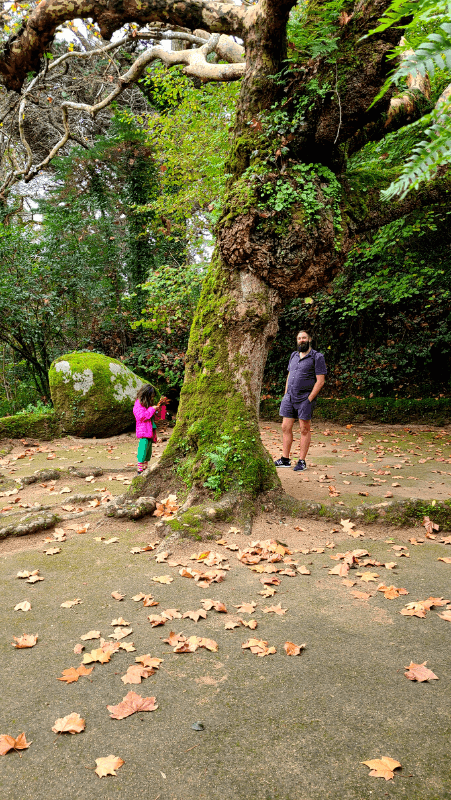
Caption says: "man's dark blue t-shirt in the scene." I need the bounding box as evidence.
[286,348,327,402]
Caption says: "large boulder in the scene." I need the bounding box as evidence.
[49,352,151,437]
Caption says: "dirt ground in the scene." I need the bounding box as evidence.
[0,423,450,799]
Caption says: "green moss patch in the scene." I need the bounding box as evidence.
[0,409,62,440]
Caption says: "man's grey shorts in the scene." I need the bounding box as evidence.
[279,392,316,421]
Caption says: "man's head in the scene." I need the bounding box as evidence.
[297,330,311,353]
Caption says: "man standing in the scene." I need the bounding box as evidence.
[274,330,327,471]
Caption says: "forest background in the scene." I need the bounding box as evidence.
[1,0,450,420]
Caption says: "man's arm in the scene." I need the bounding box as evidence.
[308,374,325,403]
[285,374,289,394]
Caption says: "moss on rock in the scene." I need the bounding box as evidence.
[0,409,62,440]
[49,352,154,437]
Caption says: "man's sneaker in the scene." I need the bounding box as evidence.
[293,459,307,471]
[274,457,291,468]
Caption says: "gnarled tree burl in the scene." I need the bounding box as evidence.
[2,0,449,518]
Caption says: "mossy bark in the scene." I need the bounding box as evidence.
[158,256,282,497]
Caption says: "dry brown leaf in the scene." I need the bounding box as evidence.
[297,565,311,575]
[147,614,166,627]
[438,610,451,622]
[259,587,277,598]
[198,637,218,652]
[119,641,136,652]
[111,591,125,601]
[14,601,31,612]
[162,631,184,646]
[359,572,379,583]
[95,754,124,778]
[44,547,61,556]
[109,626,133,641]
[242,638,276,657]
[52,712,85,734]
[329,563,349,577]
[135,655,163,669]
[142,596,159,607]
[182,609,207,622]
[200,599,227,612]
[404,661,438,682]
[131,592,146,601]
[12,633,38,648]
[362,756,401,781]
[107,690,158,719]
[60,598,82,608]
[73,643,84,655]
[80,630,101,641]
[152,575,173,584]
[155,551,169,563]
[17,569,39,579]
[0,732,31,755]
[161,608,182,620]
[377,584,409,600]
[438,557,451,564]
[121,665,155,684]
[83,648,112,665]
[111,617,129,627]
[58,664,94,683]
[239,618,258,629]
[103,537,119,545]
[284,641,306,656]
[224,620,241,630]
[233,601,256,614]
[351,590,371,600]
[262,603,287,615]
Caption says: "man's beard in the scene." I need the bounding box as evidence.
[297,341,310,353]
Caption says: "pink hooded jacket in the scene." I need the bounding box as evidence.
[133,399,158,441]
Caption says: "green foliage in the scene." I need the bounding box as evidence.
[131,263,204,333]
[287,0,346,60]
[367,0,451,197]
[123,65,239,255]
[263,205,451,398]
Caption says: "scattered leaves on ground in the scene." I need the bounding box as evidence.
[242,638,276,657]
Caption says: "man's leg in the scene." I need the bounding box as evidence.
[298,419,311,460]
[282,417,295,458]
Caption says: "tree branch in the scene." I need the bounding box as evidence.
[0,0,248,91]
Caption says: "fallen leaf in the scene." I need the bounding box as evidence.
[284,641,306,656]
[161,608,182,620]
[0,732,31,755]
[95,754,124,778]
[60,487,72,494]
[262,603,287,615]
[103,538,119,545]
[377,584,409,599]
[17,569,39,579]
[121,665,155,684]
[155,551,169,563]
[182,609,207,622]
[119,642,136,652]
[107,690,158,719]
[259,587,277,598]
[109,627,133,641]
[362,756,401,780]
[111,617,129,627]
[297,565,311,575]
[224,620,241,630]
[152,575,173,584]
[135,655,163,669]
[45,547,61,555]
[438,557,451,564]
[351,590,371,600]
[438,610,451,622]
[52,712,85,734]
[60,599,82,608]
[200,599,227,613]
[147,614,166,627]
[111,591,125,601]
[233,601,256,614]
[83,648,113,665]
[12,634,38,648]
[404,661,438,682]
[73,643,84,655]
[239,618,258,629]
[359,572,379,583]
[80,630,101,640]
[242,638,276,657]
[14,601,31,612]
[58,664,94,683]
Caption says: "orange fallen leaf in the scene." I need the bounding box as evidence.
[152,575,173,584]
[438,610,451,622]
[404,661,438,682]
[233,602,256,614]
[242,638,276,657]
[12,633,38,648]
[111,591,125,601]
[52,712,85,734]
[224,620,241,629]
[438,557,451,564]
[80,630,101,641]
[377,584,409,600]
[95,754,124,778]
[83,648,113,665]
[58,664,94,683]
[121,665,155,684]
[73,643,84,655]
[239,618,258,629]
[351,590,371,600]
[362,756,401,780]
[45,547,61,555]
[107,691,158,719]
[135,655,163,669]
[182,609,207,622]
[0,732,31,755]
[259,587,277,598]
[359,572,379,583]
[297,565,311,575]
[200,599,227,613]
[109,627,133,641]
[284,641,306,656]
[147,614,166,627]
[111,617,129,627]
[262,603,287,615]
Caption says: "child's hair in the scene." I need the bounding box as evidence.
[136,384,156,409]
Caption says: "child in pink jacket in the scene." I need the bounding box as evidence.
[133,385,167,474]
